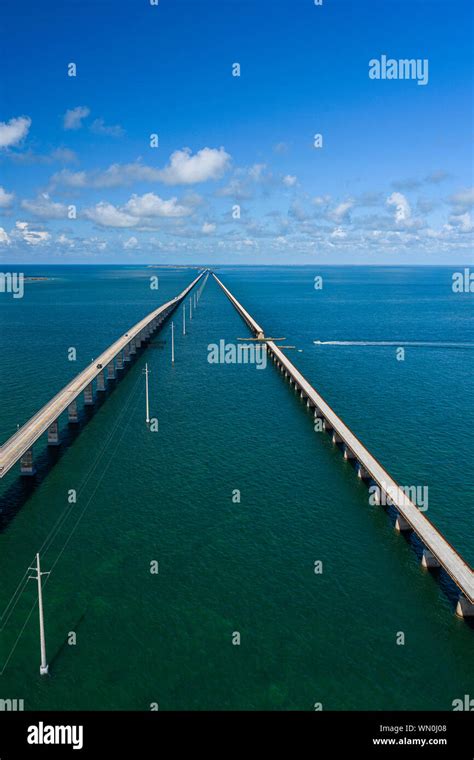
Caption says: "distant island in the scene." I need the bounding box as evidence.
[146,265,202,270]
[24,277,51,282]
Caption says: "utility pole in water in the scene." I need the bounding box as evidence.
[28,553,49,675]
[171,322,175,364]
[183,305,186,335]
[189,298,192,321]
[144,363,150,423]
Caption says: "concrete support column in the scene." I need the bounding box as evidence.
[107,362,116,380]
[47,420,60,446]
[343,445,356,460]
[300,390,305,399]
[116,352,124,370]
[395,514,411,532]
[136,333,142,348]
[332,431,343,444]
[124,344,131,362]
[84,383,94,405]
[20,448,36,476]
[129,339,136,356]
[322,419,334,432]
[307,399,314,408]
[356,462,370,480]
[68,399,79,423]
[97,371,106,391]
[421,549,440,568]
[456,596,474,618]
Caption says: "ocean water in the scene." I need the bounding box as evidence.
[0,264,472,711]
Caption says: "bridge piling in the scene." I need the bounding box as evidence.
[20,448,36,476]
[97,371,106,391]
[47,421,60,446]
[395,514,411,532]
[68,400,79,423]
[84,384,94,405]
[422,550,441,569]
[456,596,474,618]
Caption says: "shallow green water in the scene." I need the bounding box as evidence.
[0,265,472,710]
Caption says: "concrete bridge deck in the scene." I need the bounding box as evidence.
[212,272,474,614]
[0,270,207,479]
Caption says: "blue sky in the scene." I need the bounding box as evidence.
[0,0,472,264]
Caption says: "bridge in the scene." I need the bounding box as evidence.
[212,272,474,619]
[0,270,208,480]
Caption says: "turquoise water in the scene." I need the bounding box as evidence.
[0,265,472,710]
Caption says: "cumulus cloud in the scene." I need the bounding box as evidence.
[63,106,91,130]
[158,147,231,185]
[21,193,68,219]
[282,175,297,188]
[124,192,191,218]
[0,116,31,149]
[329,199,355,222]
[449,212,473,233]
[84,192,192,228]
[56,234,75,247]
[202,222,216,234]
[0,186,14,208]
[123,236,139,249]
[14,221,50,245]
[387,192,411,223]
[52,148,231,190]
[0,227,11,244]
[85,202,138,228]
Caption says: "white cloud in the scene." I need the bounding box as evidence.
[331,227,347,239]
[123,236,139,249]
[387,192,411,223]
[124,192,191,218]
[0,186,14,208]
[15,221,50,245]
[449,212,473,233]
[51,148,230,190]
[85,202,138,228]
[90,118,125,138]
[56,234,74,247]
[84,191,192,229]
[158,147,231,184]
[282,174,297,188]
[0,116,31,149]
[313,195,331,206]
[21,193,68,219]
[63,106,90,130]
[330,199,355,222]
[247,163,266,181]
[0,227,11,244]
[202,222,216,234]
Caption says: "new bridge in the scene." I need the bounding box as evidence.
[212,272,474,619]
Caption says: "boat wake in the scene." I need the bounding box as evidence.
[313,340,474,349]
